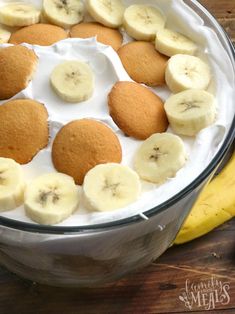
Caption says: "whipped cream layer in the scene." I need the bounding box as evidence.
[0,0,234,226]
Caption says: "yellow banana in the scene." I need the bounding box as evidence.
[174,150,235,244]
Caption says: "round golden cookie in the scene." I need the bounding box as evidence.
[118,42,168,86]
[0,99,49,164]
[9,23,68,46]
[108,81,168,140]
[70,22,122,51]
[0,45,38,100]
[52,119,122,185]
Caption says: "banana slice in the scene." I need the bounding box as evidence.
[155,28,197,57]
[0,157,25,212]
[24,173,80,225]
[0,27,11,43]
[0,3,40,27]
[134,133,187,184]
[50,60,94,103]
[165,54,211,93]
[164,89,216,136]
[83,163,141,212]
[123,4,165,41]
[43,0,84,29]
[86,0,125,28]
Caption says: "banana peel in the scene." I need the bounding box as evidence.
[174,151,235,244]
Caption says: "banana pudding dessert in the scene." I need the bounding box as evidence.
[0,0,233,227]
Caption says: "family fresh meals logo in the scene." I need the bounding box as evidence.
[179,277,230,311]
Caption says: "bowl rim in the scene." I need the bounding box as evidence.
[0,0,235,234]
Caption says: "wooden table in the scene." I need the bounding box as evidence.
[0,1,234,313]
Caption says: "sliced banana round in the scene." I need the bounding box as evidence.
[164,89,216,136]
[155,28,197,57]
[165,54,211,94]
[134,133,187,184]
[83,163,141,212]
[123,4,165,41]
[24,173,80,225]
[0,157,25,212]
[0,27,11,43]
[0,3,40,27]
[50,60,94,103]
[43,0,84,29]
[86,0,125,28]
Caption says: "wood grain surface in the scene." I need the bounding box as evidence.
[0,1,235,313]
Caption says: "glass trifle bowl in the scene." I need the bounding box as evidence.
[0,0,234,287]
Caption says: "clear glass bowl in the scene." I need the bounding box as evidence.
[0,0,234,287]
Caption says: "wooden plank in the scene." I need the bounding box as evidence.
[200,0,235,41]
